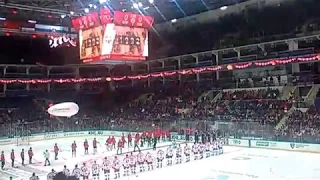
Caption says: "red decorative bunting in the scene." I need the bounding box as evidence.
[0,55,317,85]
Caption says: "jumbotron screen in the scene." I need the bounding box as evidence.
[79,24,148,63]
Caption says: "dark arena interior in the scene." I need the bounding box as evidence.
[0,0,320,179]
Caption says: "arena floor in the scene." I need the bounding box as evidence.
[0,137,320,180]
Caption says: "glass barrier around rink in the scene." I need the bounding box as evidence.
[216,120,320,144]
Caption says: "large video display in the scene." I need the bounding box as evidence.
[79,24,148,63]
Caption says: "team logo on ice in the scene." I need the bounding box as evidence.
[290,143,295,149]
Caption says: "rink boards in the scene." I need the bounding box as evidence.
[228,138,320,153]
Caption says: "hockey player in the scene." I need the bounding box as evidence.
[72,164,81,180]
[0,151,5,170]
[123,154,130,176]
[91,160,100,180]
[84,139,89,155]
[28,147,33,164]
[218,138,224,154]
[166,145,173,166]
[199,143,205,159]
[62,165,70,176]
[53,143,59,160]
[93,138,98,155]
[10,149,15,167]
[157,149,164,168]
[137,151,145,172]
[192,143,199,160]
[175,144,182,164]
[102,157,111,180]
[133,136,140,152]
[29,172,40,180]
[47,169,56,180]
[113,156,121,179]
[111,136,116,149]
[184,144,191,162]
[81,163,90,180]
[127,133,132,147]
[213,140,218,156]
[116,139,123,155]
[106,137,112,151]
[43,150,50,166]
[205,142,211,158]
[20,149,25,166]
[145,152,154,171]
[71,141,77,157]
[129,152,137,175]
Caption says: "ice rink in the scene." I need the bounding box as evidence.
[1,136,320,180]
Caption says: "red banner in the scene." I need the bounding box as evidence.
[72,12,100,30]
[113,11,153,28]
[99,7,112,25]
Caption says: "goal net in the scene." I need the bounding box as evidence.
[16,136,31,146]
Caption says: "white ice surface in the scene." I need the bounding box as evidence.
[1,137,320,180]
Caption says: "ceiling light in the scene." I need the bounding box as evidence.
[220,6,227,10]
[89,4,93,8]
[61,14,66,18]
[28,20,37,23]
[149,0,154,3]
[99,0,107,3]
[171,19,177,23]
[70,11,74,15]
[0,17,6,21]
[93,5,97,9]
[138,2,143,7]
[84,8,89,13]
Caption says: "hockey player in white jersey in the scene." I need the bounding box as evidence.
[72,164,81,180]
[113,156,121,179]
[47,169,56,180]
[166,145,173,166]
[129,152,137,175]
[91,160,100,180]
[157,149,164,168]
[29,173,40,180]
[81,162,90,180]
[205,142,211,158]
[175,144,182,164]
[137,151,145,172]
[145,152,154,171]
[62,165,70,176]
[213,140,219,156]
[199,143,205,159]
[192,143,199,160]
[102,157,111,180]
[218,139,224,154]
[184,144,191,162]
[123,154,130,176]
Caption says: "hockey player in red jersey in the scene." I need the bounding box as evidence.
[1,151,5,170]
[81,162,90,180]
[157,149,164,168]
[91,160,100,180]
[71,141,77,157]
[111,136,116,149]
[116,139,123,155]
[28,147,33,164]
[53,143,59,160]
[102,157,111,180]
[113,156,121,179]
[129,152,137,175]
[84,139,89,155]
[20,149,25,166]
[127,133,132,147]
[106,136,112,151]
[122,154,130,176]
[145,152,154,171]
[10,149,15,167]
[93,138,98,155]
[137,150,145,172]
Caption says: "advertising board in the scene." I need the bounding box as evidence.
[227,138,250,147]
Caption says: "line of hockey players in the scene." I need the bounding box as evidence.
[46,139,224,180]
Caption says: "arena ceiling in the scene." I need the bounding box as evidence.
[0,0,249,25]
